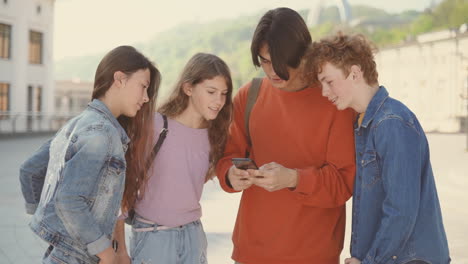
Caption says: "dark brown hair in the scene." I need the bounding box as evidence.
[305,32,379,86]
[92,45,161,212]
[158,53,233,180]
[251,7,312,80]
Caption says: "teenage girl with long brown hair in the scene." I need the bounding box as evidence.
[115,53,233,264]
[19,45,161,264]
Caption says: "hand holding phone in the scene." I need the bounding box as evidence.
[227,159,255,191]
[231,158,258,170]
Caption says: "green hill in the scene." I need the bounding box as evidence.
[55,13,264,96]
[54,0,468,96]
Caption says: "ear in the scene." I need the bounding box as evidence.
[113,71,127,87]
[182,82,193,96]
[350,65,362,80]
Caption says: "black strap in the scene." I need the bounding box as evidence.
[244,78,262,157]
[145,114,168,172]
[127,114,168,225]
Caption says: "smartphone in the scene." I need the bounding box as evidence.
[231,158,258,170]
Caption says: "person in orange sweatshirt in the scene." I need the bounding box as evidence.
[215,7,356,264]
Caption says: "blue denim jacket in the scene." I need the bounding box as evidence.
[351,87,450,264]
[19,99,129,263]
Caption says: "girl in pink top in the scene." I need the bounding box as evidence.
[114,53,233,264]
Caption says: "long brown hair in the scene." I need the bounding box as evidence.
[158,53,233,180]
[92,45,161,212]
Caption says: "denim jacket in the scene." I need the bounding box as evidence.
[19,99,129,263]
[351,87,450,264]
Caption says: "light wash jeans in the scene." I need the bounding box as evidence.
[130,216,208,264]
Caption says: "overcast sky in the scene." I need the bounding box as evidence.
[54,0,437,60]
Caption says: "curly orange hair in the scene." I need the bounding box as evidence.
[305,32,379,87]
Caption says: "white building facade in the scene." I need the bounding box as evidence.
[376,32,468,133]
[0,0,55,133]
[55,79,93,115]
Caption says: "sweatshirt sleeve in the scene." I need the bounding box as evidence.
[216,82,251,193]
[292,108,356,208]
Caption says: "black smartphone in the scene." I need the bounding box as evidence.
[231,158,258,170]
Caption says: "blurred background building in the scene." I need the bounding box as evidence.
[55,79,93,116]
[0,0,59,133]
[377,28,468,133]
[0,0,467,136]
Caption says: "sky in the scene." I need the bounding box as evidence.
[53,0,437,60]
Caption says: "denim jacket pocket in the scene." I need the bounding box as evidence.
[361,151,381,189]
[107,157,125,176]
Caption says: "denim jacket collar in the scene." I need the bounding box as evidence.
[360,86,389,129]
[88,99,130,145]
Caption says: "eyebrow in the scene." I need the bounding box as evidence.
[206,85,228,92]
[319,76,327,82]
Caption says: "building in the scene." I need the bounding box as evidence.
[376,30,468,133]
[0,0,56,133]
[55,79,93,115]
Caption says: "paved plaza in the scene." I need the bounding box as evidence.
[0,133,467,263]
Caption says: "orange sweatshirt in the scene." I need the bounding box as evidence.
[216,78,356,264]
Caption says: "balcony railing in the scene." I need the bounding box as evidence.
[0,111,77,134]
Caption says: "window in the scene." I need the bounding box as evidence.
[35,86,42,111]
[27,85,43,112]
[0,23,11,59]
[27,85,33,111]
[29,30,43,64]
[26,85,33,130]
[0,83,9,112]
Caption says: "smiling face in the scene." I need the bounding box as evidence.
[119,68,150,117]
[184,75,228,122]
[258,44,303,91]
[317,62,356,111]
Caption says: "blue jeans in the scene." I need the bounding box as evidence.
[130,217,208,264]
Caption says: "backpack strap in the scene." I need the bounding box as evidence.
[146,114,168,171]
[244,78,262,157]
[127,114,168,225]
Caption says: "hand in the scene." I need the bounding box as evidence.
[113,220,130,264]
[344,257,361,264]
[97,246,116,264]
[227,165,254,191]
[116,254,131,264]
[250,162,298,192]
